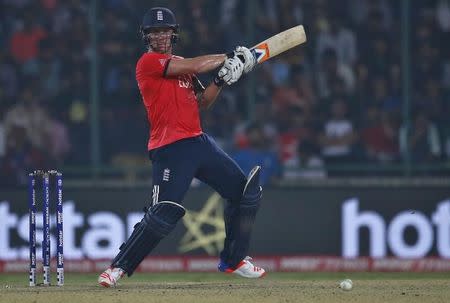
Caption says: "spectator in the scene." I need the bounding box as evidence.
[276,106,315,169]
[283,139,326,179]
[0,51,19,99]
[3,86,53,151]
[399,110,442,163]
[319,98,358,167]
[349,0,392,29]
[9,12,47,64]
[365,34,392,76]
[361,110,399,163]
[316,14,357,66]
[218,0,246,50]
[316,48,355,99]
[234,103,277,152]
[272,66,317,113]
[232,123,281,185]
[368,74,401,113]
[2,124,46,186]
[35,38,62,97]
[47,107,71,165]
[269,57,291,86]
[436,0,450,32]
[417,77,446,129]
[357,8,391,62]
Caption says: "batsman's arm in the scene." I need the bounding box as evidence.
[192,75,222,110]
[196,55,246,109]
[165,54,228,76]
[197,82,222,110]
[194,56,245,110]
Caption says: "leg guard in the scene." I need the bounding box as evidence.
[221,166,262,268]
[111,201,185,276]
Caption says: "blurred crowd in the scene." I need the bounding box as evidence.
[1,0,450,185]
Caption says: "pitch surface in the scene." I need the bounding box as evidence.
[1,272,449,303]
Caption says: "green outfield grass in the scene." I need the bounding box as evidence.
[1,272,449,303]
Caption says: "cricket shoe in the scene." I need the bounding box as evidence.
[98,267,125,287]
[218,256,266,278]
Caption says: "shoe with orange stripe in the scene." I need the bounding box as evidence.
[218,256,266,278]
[98,267,125,287]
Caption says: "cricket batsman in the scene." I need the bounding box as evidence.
[98,7,265,287]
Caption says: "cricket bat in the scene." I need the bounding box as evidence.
[250,25,307,64]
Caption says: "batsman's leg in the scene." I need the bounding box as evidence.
[98,201,186,287]
[196,134,264,278]
[223,166,262,265]
[112,201,186,274]
[99,138,199,287]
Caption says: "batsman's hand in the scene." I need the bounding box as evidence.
[218,56,244,85]
[234,46,256,73]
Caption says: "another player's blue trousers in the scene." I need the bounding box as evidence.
[149,133,247,206]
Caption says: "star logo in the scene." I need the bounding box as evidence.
[179,193,225,255]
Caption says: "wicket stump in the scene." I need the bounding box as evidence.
[28,170,64,287]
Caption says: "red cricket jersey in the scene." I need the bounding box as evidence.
[136,52,203,150]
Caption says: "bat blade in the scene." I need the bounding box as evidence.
[251,25,306,64]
